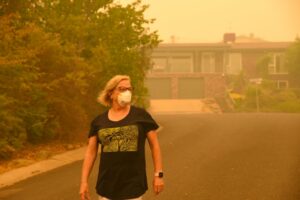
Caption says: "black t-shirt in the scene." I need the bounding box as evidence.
[88,106,159,200]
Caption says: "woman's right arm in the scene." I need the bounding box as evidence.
[79,136,99,200]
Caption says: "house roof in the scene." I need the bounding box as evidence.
[158,43,228,48]
[156,42,292,51]
[230,42,291,50]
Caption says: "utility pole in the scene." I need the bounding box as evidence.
[250,78,262,112]
[255,84,260,112]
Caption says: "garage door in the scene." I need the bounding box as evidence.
[178,78,204,99]
[145,78,172,99]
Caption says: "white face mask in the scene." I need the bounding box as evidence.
[117,90,132,107]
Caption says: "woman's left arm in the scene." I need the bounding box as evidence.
[147,130,164,195]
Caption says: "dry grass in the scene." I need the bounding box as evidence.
[0,142,85,174]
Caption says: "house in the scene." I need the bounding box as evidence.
[146,33,292,99]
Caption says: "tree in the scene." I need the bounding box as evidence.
[286,38,300,87]
[0,0,159,154]
[256,54,271,78]
[0,14,64,144]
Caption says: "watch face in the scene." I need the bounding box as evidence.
[159,172,164,178]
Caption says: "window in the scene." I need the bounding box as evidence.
[225,53,242,74]
[169,56,193,73]
[201,53,215,73]
[151,57,168,72]
[268,53,288,74]
[277,80,289,89]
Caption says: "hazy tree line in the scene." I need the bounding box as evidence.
[0,0,159,158]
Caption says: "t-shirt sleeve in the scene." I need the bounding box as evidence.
[88,118,98,138]
[139,109,159,134]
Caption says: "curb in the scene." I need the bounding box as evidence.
[0,146,86,189]
[0,111,168,189]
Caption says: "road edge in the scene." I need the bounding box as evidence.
[0,146,86,189]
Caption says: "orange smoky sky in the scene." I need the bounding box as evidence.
[120,0,300,43]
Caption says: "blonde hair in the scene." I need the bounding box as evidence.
[97,75,131,107]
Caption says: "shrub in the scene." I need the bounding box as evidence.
[0,95,26,159]
[237,83,300,113]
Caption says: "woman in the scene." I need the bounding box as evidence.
[79,75,164,200]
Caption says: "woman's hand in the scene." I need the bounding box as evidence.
[153,176,164,195]
[79,182,90,200]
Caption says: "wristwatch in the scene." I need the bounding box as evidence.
[154,171,164,178]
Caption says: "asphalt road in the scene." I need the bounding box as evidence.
[1,113,300,200]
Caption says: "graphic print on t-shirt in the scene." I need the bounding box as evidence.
[98,125,139,152]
